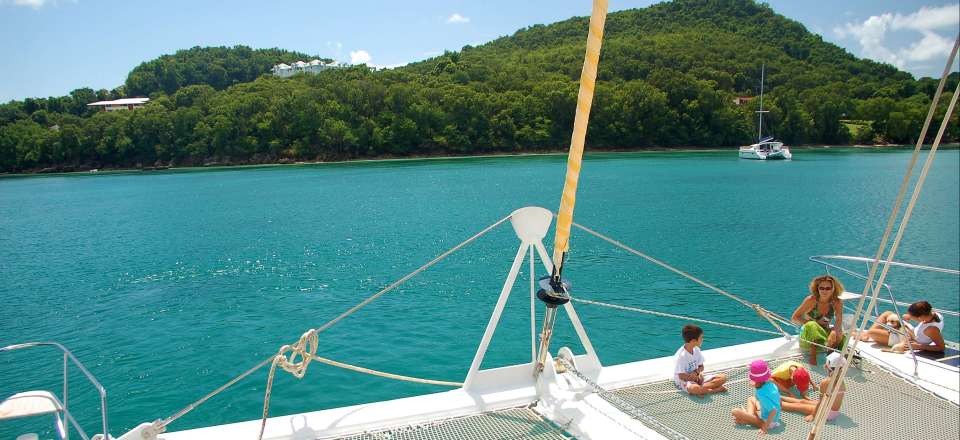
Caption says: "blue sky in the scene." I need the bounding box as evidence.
[0,0,957,102]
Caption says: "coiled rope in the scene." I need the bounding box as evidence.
[155,214,511,437]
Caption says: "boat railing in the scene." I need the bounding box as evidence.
[0,341,109,440]
[810,254,959,347]
[811,254,960,380]
[810,254,959,315]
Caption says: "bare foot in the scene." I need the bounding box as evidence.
[804,414,814,422]
[716,386,728,393]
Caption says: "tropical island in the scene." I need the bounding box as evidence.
[1,0,957,174]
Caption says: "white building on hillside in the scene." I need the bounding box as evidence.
[272,60,343,77]
[86,97,150,112]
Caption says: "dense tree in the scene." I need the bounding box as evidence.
[1,0,956,173]
[125,46,326,96]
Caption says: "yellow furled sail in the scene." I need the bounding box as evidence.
[552,0,608,273]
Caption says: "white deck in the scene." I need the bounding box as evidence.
[855,341,959,404]
[152,336,959,440]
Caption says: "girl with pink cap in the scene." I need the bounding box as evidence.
[732,359,782,434]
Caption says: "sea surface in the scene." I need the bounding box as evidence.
[1,149,958,438]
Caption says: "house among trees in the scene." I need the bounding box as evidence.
[732,96,754,106]
[86,97,150,112]
[272,60,341,77]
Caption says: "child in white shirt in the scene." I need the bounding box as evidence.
[673,324,728,396]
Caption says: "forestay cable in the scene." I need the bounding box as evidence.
[156,214,511,434]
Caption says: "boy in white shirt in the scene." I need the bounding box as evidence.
[674,324,727,396]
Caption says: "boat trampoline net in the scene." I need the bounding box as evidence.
[608,356,959,440]
[325,407,571,440]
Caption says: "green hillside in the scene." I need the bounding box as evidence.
[1,0,957,173]
[125,46,327,96]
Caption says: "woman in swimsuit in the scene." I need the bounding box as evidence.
[792,275,845,365]
[861,300,945,352]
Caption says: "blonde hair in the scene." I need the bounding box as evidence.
[808,274,844,301]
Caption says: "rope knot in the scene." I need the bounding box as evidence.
[274,330,319,379]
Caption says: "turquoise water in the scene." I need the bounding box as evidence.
[1,149,958,438]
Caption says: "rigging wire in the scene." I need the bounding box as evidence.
[570,221,795,334]
[156,214,511,433]
[809,36,960,440]
[571,297,784,337]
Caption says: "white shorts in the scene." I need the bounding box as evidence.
[887,331,902,346]
[676,374,717,393]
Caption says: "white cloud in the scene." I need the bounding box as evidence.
[0,0,79,10]
[5,0,76,8]
[903,31,955,62]
[8,0,51,8]
[890,5,960,31]
[349,50,371,65]
[446,13,470,24]
[834,4,959,72]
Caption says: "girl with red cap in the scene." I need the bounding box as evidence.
[770,360,811,399]
[780,352,848,422]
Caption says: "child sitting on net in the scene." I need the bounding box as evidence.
[732,359,782,434]
[672,324,728,396]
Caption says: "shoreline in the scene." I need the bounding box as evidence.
[1,143,956,178]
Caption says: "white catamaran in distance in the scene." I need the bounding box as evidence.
[739,63,792,160]
[2,2,958,440]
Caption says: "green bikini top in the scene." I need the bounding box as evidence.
[810,298,836,320]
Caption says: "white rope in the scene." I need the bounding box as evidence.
[158,214,511,433]
[571,298,784,337]
[312,214,513,335]
[556,357,688,440]
[572,296,843,356]
[809,37,960,440]
[570,221,791,337]
[257,329,463,440]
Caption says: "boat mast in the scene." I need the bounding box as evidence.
[757,63,767,143]
[534,0,608,377]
